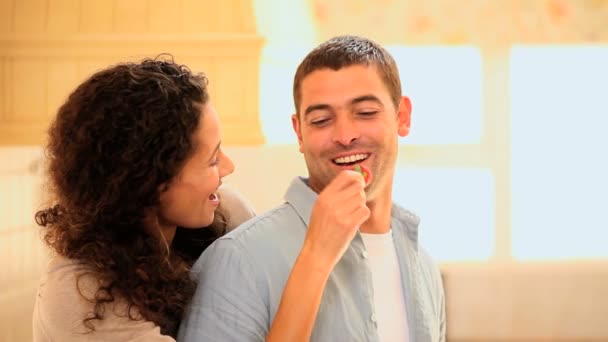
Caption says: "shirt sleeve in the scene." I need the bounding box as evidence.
[438,271,447,342]
[418,249,447,342]
[178,238,268,342]
[429,257,446,342]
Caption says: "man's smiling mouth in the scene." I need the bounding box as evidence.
[332,153,369,166]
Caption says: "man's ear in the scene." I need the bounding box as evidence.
[291,114,304,153]
[397,96,412,137]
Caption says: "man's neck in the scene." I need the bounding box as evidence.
[359,194,392,234]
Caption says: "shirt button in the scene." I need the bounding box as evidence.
[361,250,368,259]
[370,313,377,323]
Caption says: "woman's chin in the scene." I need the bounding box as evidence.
[197,215,215,228]
[178,214,214,229]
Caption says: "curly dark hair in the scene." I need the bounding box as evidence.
[35,55,223,336]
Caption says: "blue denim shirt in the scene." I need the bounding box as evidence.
[178,177,446,342]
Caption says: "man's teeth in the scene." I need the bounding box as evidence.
[333,154,369,164]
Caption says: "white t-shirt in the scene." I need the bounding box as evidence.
[361,230,409,342]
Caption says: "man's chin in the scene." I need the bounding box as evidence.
[306,177,331,194]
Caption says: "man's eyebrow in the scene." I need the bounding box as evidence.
[303,95,383,116]
[304,103,332,116]
[351,95,383,106]
[207,141,221,162]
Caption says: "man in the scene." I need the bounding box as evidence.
[179,35,446,342]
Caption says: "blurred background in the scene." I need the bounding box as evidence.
[0,0,607,341]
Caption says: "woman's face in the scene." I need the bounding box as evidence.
[157,102,234,236]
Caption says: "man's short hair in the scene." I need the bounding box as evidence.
[293,35,402,117]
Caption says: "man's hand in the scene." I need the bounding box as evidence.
[301,170,370,272]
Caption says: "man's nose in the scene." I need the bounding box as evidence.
[332,116,359,146]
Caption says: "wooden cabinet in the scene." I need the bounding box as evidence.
[0,0,264,145]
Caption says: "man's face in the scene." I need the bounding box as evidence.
[292,64,411,202]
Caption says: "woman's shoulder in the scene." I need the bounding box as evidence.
[35,256,98,311]
[33,256,174,341]
[217,185,256,231]
[33,256,100,339]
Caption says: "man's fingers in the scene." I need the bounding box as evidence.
[341,206,371,229]
[325,170,365,192]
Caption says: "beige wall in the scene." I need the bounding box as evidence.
[0,147,48,342]
[309,0,608,46]
[1,0,608,341]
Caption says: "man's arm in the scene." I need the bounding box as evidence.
[178,239,268,342]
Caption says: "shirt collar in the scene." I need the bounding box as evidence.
[284,177,317,228]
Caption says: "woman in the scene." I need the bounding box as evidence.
[33,57,254,341]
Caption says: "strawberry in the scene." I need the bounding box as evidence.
[353,164,372,185]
